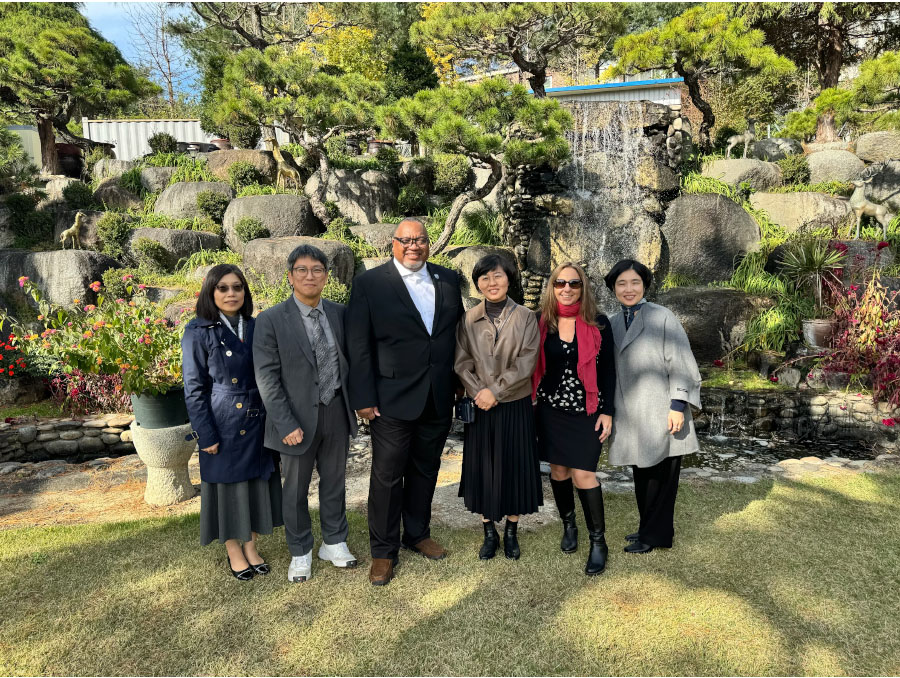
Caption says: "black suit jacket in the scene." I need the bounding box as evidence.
[347,259,464,420]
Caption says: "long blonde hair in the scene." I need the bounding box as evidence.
[539,262,599,332]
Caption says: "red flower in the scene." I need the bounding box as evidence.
[769,375,779,383]
[883,418,896,427]
[713,359,724,367]
[877,241,890,250]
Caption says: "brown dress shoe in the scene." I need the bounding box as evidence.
[369,557,396,586]
[405,537,448,560]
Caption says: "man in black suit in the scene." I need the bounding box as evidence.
[347,218,464,586]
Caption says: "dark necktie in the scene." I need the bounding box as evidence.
[309,308,338,405]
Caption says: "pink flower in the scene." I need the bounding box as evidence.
[137,284,147,291]
[877,241,890,250]
[83,305,96,312]
[122,274,134,282]
[67,322,73,327]
[17,276,28,288]
[713,359,724,367]
[115,298,125,304]
[89,281,101,292]
[840,405,847,411]
[769,375,779,383]
[883,418,896,427]
[850,285,858,291]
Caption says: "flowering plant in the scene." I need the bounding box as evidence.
[821,273,900,408]
[3,277,185,396]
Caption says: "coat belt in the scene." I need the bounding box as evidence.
[210,384,259,397]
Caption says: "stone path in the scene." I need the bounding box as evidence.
[1,433,898,531]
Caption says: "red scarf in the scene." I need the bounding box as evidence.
[531,302,602,415]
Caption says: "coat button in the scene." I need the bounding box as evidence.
[231,378,238,384]
[226,350,233,357]
[240,430,246,435]
[236,403,243,409]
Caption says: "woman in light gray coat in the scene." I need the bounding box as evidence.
[604,260,701,554]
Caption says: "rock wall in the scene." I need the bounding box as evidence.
[0,414,136,465]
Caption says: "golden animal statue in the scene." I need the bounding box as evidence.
[264,136,303,191]
[59,211,85,250]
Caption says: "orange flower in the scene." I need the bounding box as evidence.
[83,330,94,338]
[89,281,101,292]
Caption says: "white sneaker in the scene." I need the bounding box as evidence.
[287,550,312,583]
[318,541,358,568]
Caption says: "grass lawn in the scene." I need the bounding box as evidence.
[0,400,64,419]
[2,471,900,676]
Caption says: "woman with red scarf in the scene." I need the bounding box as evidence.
[533,262,616,575]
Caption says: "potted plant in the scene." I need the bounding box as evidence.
[7,276,188,428]
[778,237,846,349]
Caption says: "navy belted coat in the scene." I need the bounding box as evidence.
[181,316,274,484]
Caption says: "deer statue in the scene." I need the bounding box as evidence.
[264,136,302,191]
[725,119,756,160]
[849,178,894,239]
[59,211,85,250]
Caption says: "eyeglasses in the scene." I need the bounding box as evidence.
[291,266,328,277]
[215,283,244,293]
[393,236,429,247]
[553,279,584,289]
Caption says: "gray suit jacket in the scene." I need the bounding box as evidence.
[253,296,358,456]
[607,302,702,468]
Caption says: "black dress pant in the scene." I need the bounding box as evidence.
[368,387,452,559]
[632,456,681,548]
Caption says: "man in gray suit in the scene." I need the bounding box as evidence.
[253,244,359,583]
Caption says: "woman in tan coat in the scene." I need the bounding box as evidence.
[455,254,542,560]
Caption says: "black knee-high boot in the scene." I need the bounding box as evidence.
[577,486,608,575]
[503,519,520,560]
[479,521,499,560]
[550,477,578,553]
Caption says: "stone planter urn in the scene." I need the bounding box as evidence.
[130,421,197,506]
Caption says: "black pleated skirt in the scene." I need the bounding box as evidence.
[458,396,543,521]
[536,400,603,472]
[200,470,284,545]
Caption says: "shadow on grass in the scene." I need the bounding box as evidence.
[1,472,899,676]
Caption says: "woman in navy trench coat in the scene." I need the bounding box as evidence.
[182,264,283,581]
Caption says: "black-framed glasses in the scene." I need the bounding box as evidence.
[393,236,429,247]
[215,283,244,293]
[553,279,584,289]
[291,266,328,277]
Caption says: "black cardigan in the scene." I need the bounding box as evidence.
[537,313,616,416]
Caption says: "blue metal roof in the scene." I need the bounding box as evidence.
[544,77,684,94]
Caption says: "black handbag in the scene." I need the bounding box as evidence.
[454,396,476,423]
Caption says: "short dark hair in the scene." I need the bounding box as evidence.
[471,253,518,288]
[287,244,328,271]
[196,264,253,321]
[604,259,652,291]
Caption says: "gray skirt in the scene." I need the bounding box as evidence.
[200,470,284,545]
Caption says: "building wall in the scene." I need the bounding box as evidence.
[81,119,218,161]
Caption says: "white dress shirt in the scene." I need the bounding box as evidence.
[393,257,435,335]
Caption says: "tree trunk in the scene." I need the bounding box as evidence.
[509,49,548,98]
[679,69,714,152]
[431,160,505,255]
[37,117,59,175]
[307,146,334,225]
[814,13,845,142]
[527,70,547,98]
[816,110,838,143]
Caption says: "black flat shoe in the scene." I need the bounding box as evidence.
[625,532,640,543]
[503,520,520,560]
[250,561,270,575]
[479,521,500,560]
[227,559,255,581]
[624,540,654,554]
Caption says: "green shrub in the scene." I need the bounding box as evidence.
[237,183,278,197]
[96,212,133,259]
[176,249,242,272]
[227,123,261,150]
[62,181,95,210]
[776,108,818,142]
[325,133,350,163]
[227,161,263,190]
[3,192,40,220]
[321,278,350,304]
[101,267,139,300]
[453,209,501,246]
[433,153,470,195]
[144,152,184,168]
[81,147,108,183]
[376,146,401,174]
[196,190,230,223]
[319,217,379,264]
[169,158,217,184]
[15,211,54,248]
[234,217,269,243]
[281,143,315,171]
[397,184,429,215]
[132,237,169,272]
[777,154,811,185]
[118,167,145,196]
[148,132,178,155]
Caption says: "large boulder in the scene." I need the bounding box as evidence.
[662,194,760,283]
[863,159,900,213]
[127,228,223,271]
[0,249,120,307]
[355,257,391,278]
[750,138,803,162]
[206,149,278,184]
[399,159,434,192]
[93,180,142,211]
[305,169,398,225]
[242,236,355,287]
[0,207,13,249]
[140,167,176,193]
[443,245,523,307]
[748,192,852,232]
[804,141,854,154]
[807,150,865,184]
[349,223,397,253]
[855,131,900,164]
[222,194,321,252]
[765,239,895,278]
[702,158,782,190]
[53,210,109,250]
[654,287,775,362]
[93,159,136,181]
[42,177,80,203]
[154,181,234,219]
